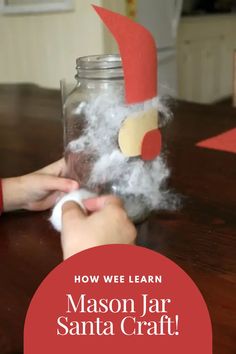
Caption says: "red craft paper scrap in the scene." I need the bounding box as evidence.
[196,128,236,154]
[93,5,157,104]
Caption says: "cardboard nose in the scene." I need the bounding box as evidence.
[141,129,162,161]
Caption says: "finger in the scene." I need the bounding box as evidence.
[62,201,87,223]
[40,175,79,193]
[83,195,123,212]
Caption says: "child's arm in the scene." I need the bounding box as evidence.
[1,159,78,212]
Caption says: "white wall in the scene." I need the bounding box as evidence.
[0,0,106,89]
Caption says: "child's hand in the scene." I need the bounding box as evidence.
[61,195,136,259]
[2,159,78,212]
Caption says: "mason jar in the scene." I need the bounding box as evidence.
[62,54,164,222]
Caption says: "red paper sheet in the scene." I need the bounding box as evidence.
[196,128,236,154]
[93,5,157,104]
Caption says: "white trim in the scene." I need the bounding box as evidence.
[0,0,74,15]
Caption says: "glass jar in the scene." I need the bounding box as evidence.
[62,54,165,222]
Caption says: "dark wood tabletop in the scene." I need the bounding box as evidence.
[0,84,235,354]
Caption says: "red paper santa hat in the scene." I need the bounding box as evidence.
[93,5,158,105]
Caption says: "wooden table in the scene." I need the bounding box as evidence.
[0,84,235,353]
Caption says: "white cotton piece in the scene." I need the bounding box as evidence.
[49,189,97,232]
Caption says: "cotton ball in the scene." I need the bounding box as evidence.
[49,189,97,232]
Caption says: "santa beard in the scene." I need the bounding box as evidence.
[65,90,177,221]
